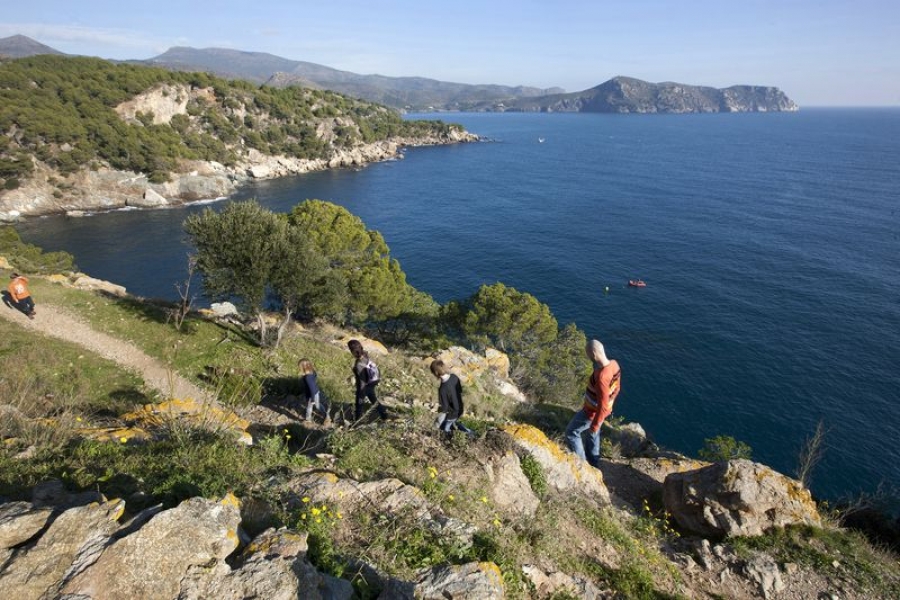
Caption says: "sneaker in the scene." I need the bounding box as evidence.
[27,312,35,320]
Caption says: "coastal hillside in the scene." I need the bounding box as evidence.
[0,54,476,220]
[1,269,898,599]
[0,219,898,598]
[476,76,799,113]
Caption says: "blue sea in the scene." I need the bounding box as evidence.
[16,108,900,506]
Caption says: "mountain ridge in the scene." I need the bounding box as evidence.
[0,34,797,113]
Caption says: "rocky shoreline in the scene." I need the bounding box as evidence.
[0,130,478,222]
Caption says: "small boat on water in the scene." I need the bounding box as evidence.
[538,137,545,143]
[628,279,647,287]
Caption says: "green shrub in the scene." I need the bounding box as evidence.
[519,452,548,498]
[698,435,752,461]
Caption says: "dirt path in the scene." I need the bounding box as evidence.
[1,301,214,404]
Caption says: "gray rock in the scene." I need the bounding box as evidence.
[743,552,786,599]
[181,528,353,600]
[484,452,539,517]
[603,422,658,457]
[663,459,822,538]
[0,501,53,549]
[61,495,241,599]
[210,301,239,317]
[128,187,169,207]
[0,499,125,600]
[380,562,505,599]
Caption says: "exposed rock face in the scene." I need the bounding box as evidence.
[431,346,511,384]
[0,493,356,600]
[114,83,197,125]
[61,495,242,599]
[662,459,822,538]
[0,499,125,600]
[503,424,611,505]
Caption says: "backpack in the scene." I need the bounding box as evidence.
[365,359,381,384]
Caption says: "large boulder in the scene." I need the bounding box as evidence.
[662,459,822,538]
[503,424,610,506]
[0,501,53,549]
[61,495,242,599]
[0,499,125,600]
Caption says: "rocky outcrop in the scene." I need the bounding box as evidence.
[504,424,611,505]
[0,493,354,600]
[662,458,822,538]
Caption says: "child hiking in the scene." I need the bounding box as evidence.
[348,339,387,421]
[429,359,474,438]
[299,358,327,423]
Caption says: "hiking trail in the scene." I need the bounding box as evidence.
[1,301,213,404]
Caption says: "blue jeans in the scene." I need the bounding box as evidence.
[565,408,601,467]
[305,392,327,420]
[436,413,474,436]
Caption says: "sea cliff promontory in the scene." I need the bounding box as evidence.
[481,76,799,113]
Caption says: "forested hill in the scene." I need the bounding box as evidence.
[0,54,471,208]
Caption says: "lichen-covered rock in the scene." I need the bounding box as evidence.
[380,561,505,599]
[503,424,610,506]
[431,346,511,385]
[121,398,252,445]
[60,495,242,600]
[0,501,53,549]
[0,499,125,600]
[662,459,822,538]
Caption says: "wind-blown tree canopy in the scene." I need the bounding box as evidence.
[460,282,558,353]
[287,200,435,324]
[184,200,287,314]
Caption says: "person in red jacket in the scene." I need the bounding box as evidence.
[565,339,621,467]
[6,273,36,319]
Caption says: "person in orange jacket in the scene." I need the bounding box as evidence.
[7,272,36,319]
[565,339,621,467]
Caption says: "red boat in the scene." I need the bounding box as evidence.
[628,279,647,287]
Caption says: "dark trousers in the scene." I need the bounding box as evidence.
[10,296,34,316]
[355,383,387,420]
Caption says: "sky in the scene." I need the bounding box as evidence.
[2,0,898,106]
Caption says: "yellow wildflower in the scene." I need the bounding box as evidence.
[302,496,310,503]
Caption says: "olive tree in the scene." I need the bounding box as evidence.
[184,200,288,345]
